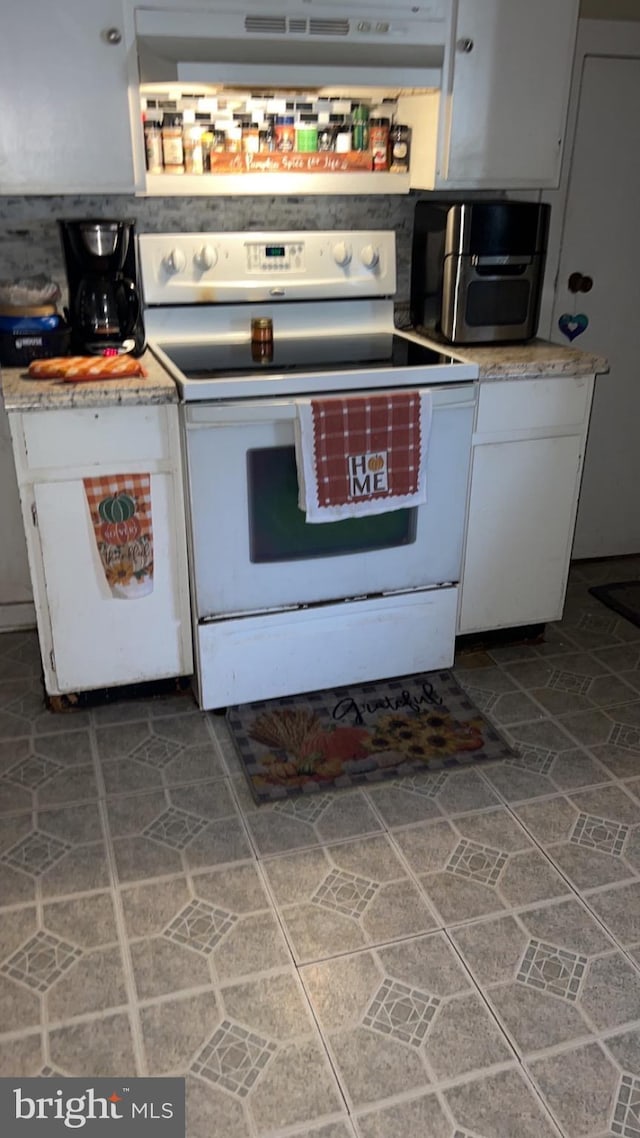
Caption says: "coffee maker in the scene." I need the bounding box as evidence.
[59,219,145,356]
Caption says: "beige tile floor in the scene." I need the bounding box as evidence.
[1,557,640,1137]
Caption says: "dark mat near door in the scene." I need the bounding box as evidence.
[589,580,640,629]
[227,670,515,804]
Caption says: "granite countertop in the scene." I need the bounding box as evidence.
[407,332,609,380]
[0,349,178,411]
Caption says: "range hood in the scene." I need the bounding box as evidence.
[135,2,451,88]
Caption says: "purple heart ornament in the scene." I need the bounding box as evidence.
[558,312,589,342]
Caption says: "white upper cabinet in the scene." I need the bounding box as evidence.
[437,0,579,188]
[0,0,135,194]
[0,0,579,195]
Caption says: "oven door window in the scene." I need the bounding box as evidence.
[248,446,417,562]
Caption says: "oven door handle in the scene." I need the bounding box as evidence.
[184,384,476,426]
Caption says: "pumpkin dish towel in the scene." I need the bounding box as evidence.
[84,474,154,599]
[295,390,432,522]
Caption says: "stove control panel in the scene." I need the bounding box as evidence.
[138,230,396,306]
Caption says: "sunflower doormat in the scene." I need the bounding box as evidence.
[227,671,515,804]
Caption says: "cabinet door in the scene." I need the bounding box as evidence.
[33,475,189,691]
[439,0,578,188]
[459,435,582,634]
[0,0,134,193]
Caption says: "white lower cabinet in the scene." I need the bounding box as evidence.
[9,404,192,696]
[458,375,595,635]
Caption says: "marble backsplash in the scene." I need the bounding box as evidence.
[0,192,419,312]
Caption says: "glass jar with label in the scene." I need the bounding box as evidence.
[226,124,242,153]
[334,122,352,153]
[161,114,184,173]
[295,118,318,152]
[317,122,336,152]
[389,123,412,173]
[259,119,276,151]
[370,116,390,171]
[274,115,295,152]
[351,104,369,151]
[242,122,260,153]
[143,119,163,174]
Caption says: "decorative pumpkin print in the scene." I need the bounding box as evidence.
[98,492,136,525]
[367,454,385,472]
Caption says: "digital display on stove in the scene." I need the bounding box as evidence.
[159,334,459,380]
[265,246,286,257]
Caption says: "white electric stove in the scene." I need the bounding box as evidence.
[138,230,478,709]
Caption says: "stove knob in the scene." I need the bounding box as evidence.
[360,244,380,269]
[195,244,217,270]
[164,248,187,274]
[332,241,352,267]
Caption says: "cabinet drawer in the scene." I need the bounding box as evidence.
[21,405,171,471]
[475,376,592,435]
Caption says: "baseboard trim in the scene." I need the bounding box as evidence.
[0,602,36,632]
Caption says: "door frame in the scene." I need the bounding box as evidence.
[539,18,640,342]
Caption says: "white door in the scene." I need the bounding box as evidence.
[33,475,187,691]
[439,0,578,188]
[185,388,475,617]
[551,52,640,557]
[459,435,583,634]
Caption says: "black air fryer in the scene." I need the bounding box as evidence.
[59,219,146,356]
[410,200,550,345]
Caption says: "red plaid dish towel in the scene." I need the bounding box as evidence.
[295,391,433,522]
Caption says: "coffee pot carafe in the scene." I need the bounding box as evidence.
[59,219,145,356]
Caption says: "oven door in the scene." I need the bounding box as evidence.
[183,384,475,619]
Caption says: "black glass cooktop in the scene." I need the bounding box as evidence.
[159,333,458,379]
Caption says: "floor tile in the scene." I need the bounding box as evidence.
[303,932,515,1111]
[232,776,384,857]
[141,970,343,1136]
[451,897,640,1057]
[528,1039,630,1138]
[586,881,640,955]
[442,1067,563,1137]
[262,836,437,962]
[107,782,251,883]
[0,1032,44,1076]
[48,1010,138,1076]
[514,787,640,893]
[393,807,570,926]
[0,803,110,903]
[122,862,290,996]
[96,718,226,793]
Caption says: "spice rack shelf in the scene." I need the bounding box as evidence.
[141,172,411,197]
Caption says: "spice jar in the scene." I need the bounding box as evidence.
[225,124,242,153]
[317,123,335,152]
[334,122,352,153]
[258,120,275,151]
[370,116,390,171]
[143,119,163,174]
[274,115,295,152]
[242,122,260,153]
[161,113,184,173]
[295,119,318,152]
[182,111,204,175]
[251,317,273,363]
[389,123,412,173]
[351,104,369,151]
